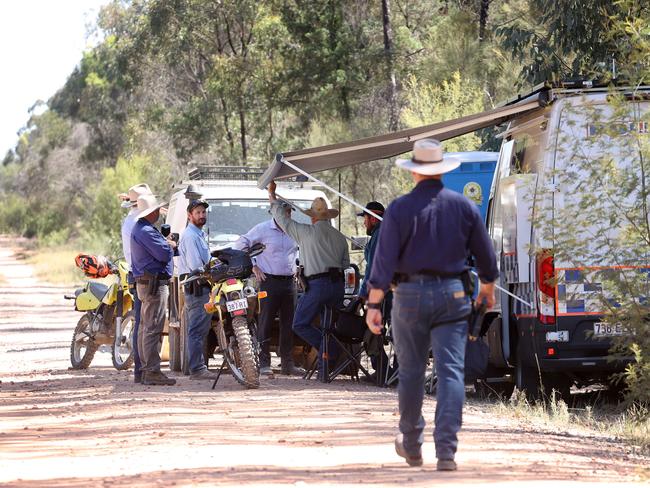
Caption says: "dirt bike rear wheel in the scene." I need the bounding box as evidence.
[112,310,135,370]
[70,312,98,369]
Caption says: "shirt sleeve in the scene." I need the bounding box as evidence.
[186,233,208,271]
[367,203,401,292]
[359,230,379,298]
[232,224,259,251]
[467,207,499,283]
[134,223,173,264]
[270,202,309,244]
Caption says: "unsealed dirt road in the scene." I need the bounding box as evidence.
[0,239,648,487]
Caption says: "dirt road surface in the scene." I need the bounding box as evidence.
[0,239,648,487]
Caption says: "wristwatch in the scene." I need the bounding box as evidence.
[365,302,382,310]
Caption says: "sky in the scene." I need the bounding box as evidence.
[0,0,108,157]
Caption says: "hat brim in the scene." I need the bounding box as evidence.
[121,201,137,209]
[304,208,339,219]
[395,156,461,175]
[136,201,168,220]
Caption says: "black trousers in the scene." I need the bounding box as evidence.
[258,276,296,367]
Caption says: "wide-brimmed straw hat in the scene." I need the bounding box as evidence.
[304,197,339,220]
[119,183,152,208]
[136,194,167,220]
[395,139,460,175]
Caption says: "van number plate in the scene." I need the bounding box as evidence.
[593,322,623,337]
[226,298,248,312]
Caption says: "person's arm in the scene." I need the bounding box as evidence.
[359,230,380,298]
[136,223,173,264]
[232,223,260,251]
[467,206,498,308]
[366,204,401,293]
[267,181,309,243]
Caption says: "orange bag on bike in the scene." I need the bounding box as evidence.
[75,253,110,278]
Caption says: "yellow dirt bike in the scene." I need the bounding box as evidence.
[65,255,135,370]
[182,244,266,389]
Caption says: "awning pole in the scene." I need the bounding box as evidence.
[280,159,531,308]
[281,159,384,221]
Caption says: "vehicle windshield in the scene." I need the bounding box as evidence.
[204,199,313,248]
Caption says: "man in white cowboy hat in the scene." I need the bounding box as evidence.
[365,139,498,470]
[119,183,152,383]
[131,193,177,386]
[267,182,350,379]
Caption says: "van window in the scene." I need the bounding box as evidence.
[204,199,312,248]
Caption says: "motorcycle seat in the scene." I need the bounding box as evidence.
[88,282,109,300]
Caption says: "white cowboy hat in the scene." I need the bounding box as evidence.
[119,183,152,208]
[395,139,460,175]
[136,193,167,220]
[303,197,339,220]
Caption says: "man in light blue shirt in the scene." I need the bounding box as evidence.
[234,202,302,377]
[178,199,219,381]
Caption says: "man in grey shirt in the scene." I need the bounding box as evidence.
[267,181,349,379]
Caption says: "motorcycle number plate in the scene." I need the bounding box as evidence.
[226,298,248,312]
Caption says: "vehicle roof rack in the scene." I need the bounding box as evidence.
[188,166,266,181]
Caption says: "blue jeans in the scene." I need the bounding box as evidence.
[292,277,344,371]
[184,289,213,373]
[392,277,470,461]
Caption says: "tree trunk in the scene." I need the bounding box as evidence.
[382,0,398,131]
[238,98,247,162]
[478,0,490,43]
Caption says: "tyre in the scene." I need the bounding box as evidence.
[168,325,181,372]
[218,317,260,389]
[70,313,98,369]
[180,310,190,375]
[112,310,135,370]
[515,356,542,402]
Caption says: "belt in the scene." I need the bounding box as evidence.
[397,271,462,283]
[265,273,294,281]
[136,273,172,284]
[306,270,343,281]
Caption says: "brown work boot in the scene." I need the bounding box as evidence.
[189,369,220,381]
[436,459,457,471]
[394,433,423,467]
[142,370,176,386]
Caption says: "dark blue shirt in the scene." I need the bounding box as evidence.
[368,179,498,291]
[359,222,380,298]
[130,219,174,278]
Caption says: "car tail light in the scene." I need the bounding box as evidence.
[537,250,556,325]
[345,269,356,289]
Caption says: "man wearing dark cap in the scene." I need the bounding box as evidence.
[178,199,219,380]
[357,201,385,300]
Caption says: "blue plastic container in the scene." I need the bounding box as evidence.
[442,151,499,223]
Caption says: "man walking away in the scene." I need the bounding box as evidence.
[120,183,152,384]
[365,139,498,470]
[131,194,177,386]
[234,202,303,377]
[178,199,219,381]
[267,182,350,379]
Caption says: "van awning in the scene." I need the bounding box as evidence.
[258,95,546,188]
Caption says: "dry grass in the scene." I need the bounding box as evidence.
[491,390,650,456]
[24,245,85,285]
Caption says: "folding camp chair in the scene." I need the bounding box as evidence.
[304,301,372,383]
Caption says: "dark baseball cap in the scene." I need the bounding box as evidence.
[356,201,385,217]
[187,199,209,212]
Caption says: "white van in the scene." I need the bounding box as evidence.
[482,83,649,400]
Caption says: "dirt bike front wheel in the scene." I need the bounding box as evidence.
[112,310,135,370]
[70,312,98,369]
[216,317,260,389]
